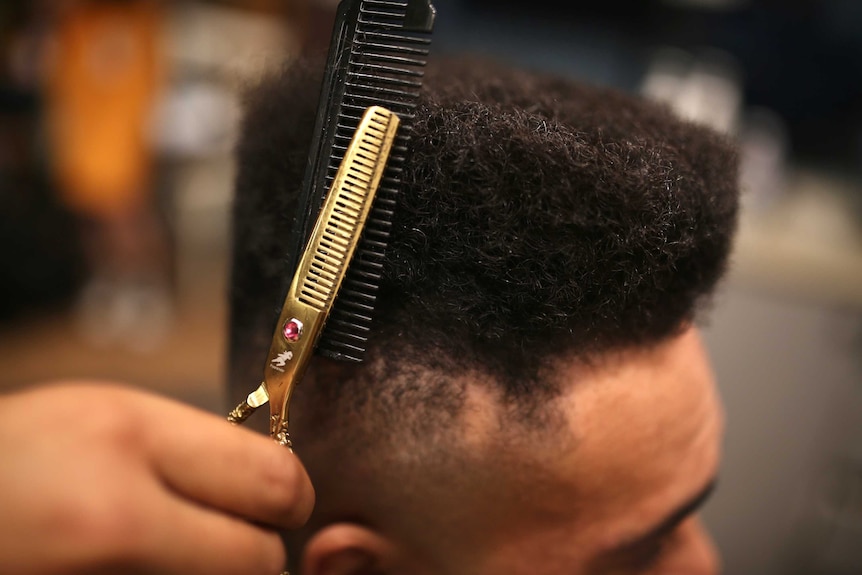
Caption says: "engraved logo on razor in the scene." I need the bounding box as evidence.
[270,351,294,371]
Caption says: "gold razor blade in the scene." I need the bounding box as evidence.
[228,106,400,445]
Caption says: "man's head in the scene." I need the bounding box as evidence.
[229,58,738,575]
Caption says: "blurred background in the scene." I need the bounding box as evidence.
[0,0,860,573]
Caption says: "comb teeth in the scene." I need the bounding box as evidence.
[316,0,435,362]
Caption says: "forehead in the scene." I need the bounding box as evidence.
[560,329,721,531]
[478,328,723,571]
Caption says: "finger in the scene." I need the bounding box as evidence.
[136,393,315,529]
[141,492,287,575]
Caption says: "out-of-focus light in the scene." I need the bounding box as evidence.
[641,48,742,135]
[164,2,296,81]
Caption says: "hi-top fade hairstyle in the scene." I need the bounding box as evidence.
[228,56,739,409]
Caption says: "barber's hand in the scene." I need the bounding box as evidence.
[0,382,314,575]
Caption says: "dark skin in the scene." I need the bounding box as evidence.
[290,326,723,575]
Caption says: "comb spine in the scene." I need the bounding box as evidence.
[317,0,435,362]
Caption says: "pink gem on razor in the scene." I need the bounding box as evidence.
[283,319,303,342]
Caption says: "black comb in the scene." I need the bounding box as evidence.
[285,0,436,362]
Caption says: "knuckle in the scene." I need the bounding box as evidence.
[87,392,144,451]
[33,383,148,454]
[263,454,311,523]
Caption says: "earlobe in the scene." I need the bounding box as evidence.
[302,523,399,575]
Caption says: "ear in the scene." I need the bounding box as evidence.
[302,522,400,575]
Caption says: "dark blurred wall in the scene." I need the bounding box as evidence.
[0,3,84,321]
[440,0,862,171]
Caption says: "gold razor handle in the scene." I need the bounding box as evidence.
[228,106,400,444]
[262,299,325,443]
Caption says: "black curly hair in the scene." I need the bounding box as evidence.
[228,56,738,412]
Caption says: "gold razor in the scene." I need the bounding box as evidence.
[228,106,400,444]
